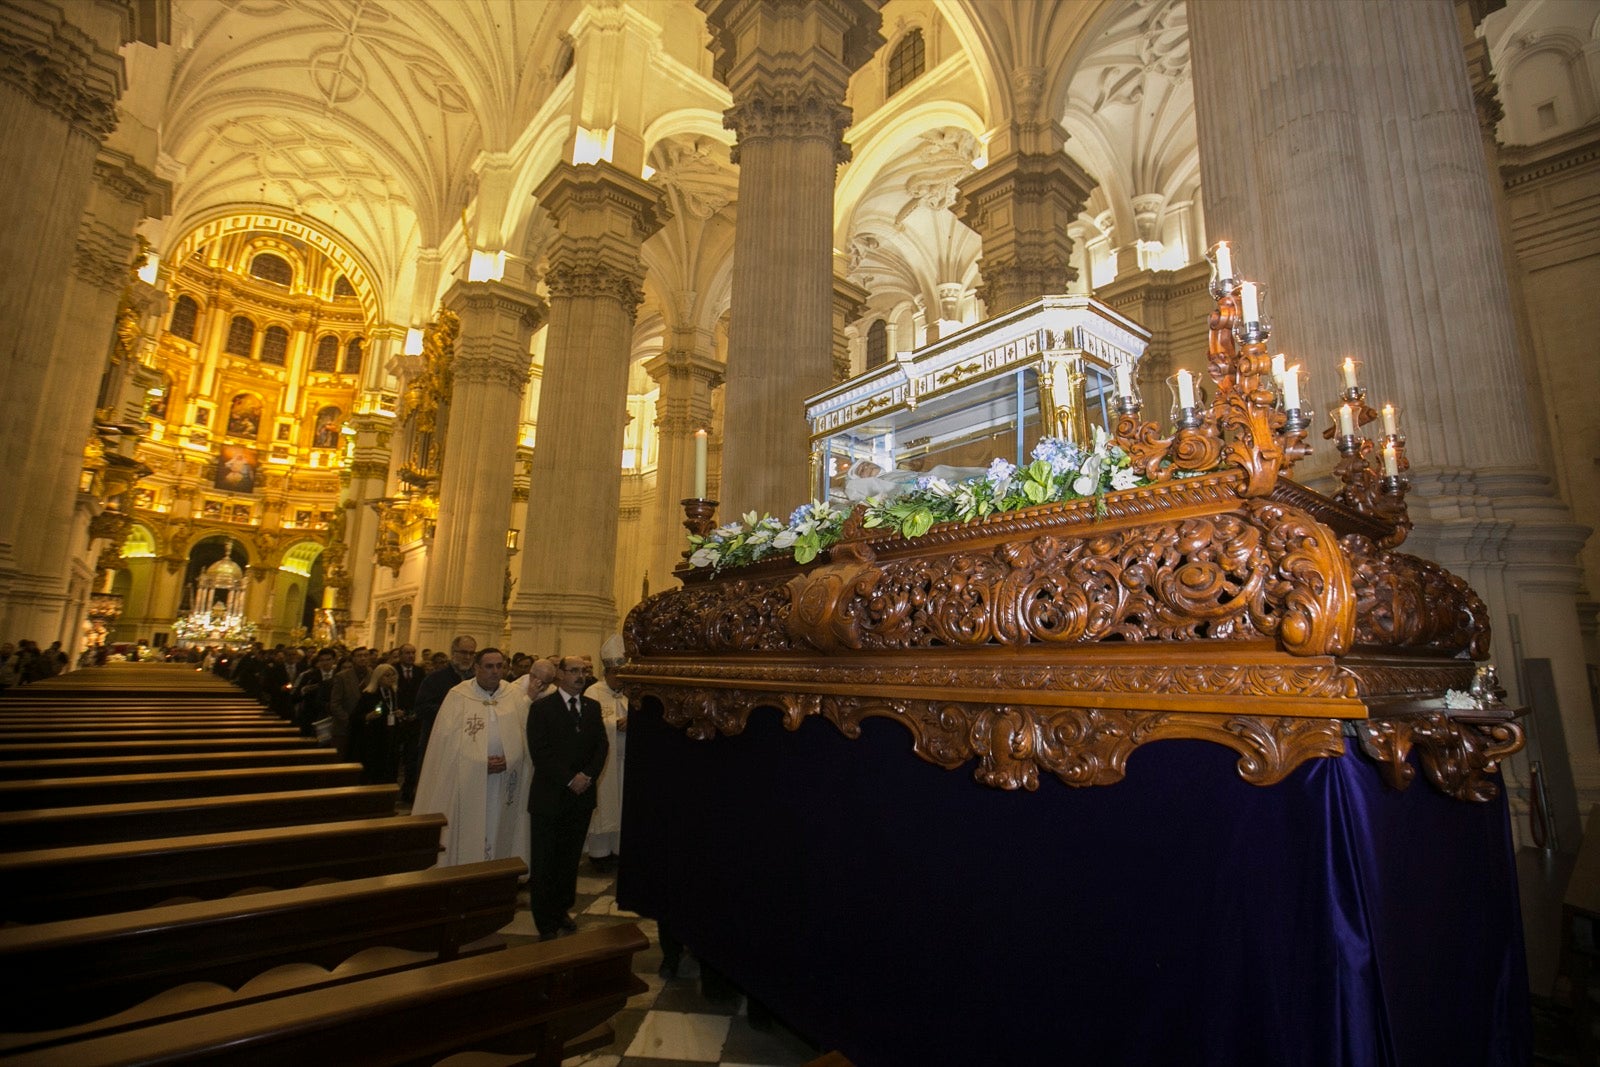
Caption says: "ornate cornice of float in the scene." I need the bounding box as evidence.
[622,467,1517,802]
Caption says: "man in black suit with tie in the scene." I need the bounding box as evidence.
[527,655,609,940]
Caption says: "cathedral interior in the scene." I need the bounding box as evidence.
[3,0,1600,1062]
[2,0,1599,837]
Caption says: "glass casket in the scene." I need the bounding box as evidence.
[806,296,1152,505]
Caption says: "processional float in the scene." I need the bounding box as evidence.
[621,243,1525,803]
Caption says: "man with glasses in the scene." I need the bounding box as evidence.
[413,648,532,868]
[526,656,609,940]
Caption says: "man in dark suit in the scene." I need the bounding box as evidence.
[527,655,609,941]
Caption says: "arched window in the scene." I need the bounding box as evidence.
[866,320,889,369]
[333,275,356,299]
[886,29,925,98]
[313,335,339,373]
[224,316,255,357]
[260,325,289,366]
[250,253,292,286]
[169,295,199,341]
[343,337,363,375]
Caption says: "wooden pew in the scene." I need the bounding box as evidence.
[0,737,323,761]
[0,749,338,780]
[0,712,279,724]
[0,729,302,747]
[0,785,399,848]
[1,925,649,1067]
[0,813,447,922]
[0,858,525,1036]
[0,762,362,811]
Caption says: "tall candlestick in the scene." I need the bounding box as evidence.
[1214,241,1232,279]
[1381,442,1399,477]
[1337,403,1355,437]
[1341,358,1359,390]
[1270,353,1286,383]
[693,428,708,499]
[1176,369,1195,409]
[1282,365,1301,410]
[1240,281,1260,323]
[1381,403,1397,436]
[1115,363,1133,399]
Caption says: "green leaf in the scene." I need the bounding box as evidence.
[903,508,935,538]
[794,543,819,564]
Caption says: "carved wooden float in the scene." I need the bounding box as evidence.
[621,285,1525,803]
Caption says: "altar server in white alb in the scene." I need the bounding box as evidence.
[412,647,532,868]
[584,635,629,871]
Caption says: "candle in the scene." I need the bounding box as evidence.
[1381,403,1397,436]
[1282,365,1301,410]
[1214,241,1233,279]
[1382,442,1399,477]
[1240,281,1260,323]
[1270,353,1286,383]
[1176,369,1195,409]
[1115,363,1133,399]
[693,428,708,499]
[1337,403,1355,437]
[1341,358,1359,390]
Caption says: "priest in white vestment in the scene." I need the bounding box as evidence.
[412,647,532,869]
[584,637,628,866]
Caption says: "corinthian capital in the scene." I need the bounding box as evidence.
[699,0,885,165]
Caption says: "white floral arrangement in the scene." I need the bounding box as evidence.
[686,430,1145,573]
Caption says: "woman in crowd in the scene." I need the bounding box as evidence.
[355,662,403,784]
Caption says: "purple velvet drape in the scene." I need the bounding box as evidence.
[618,700,1530,1066]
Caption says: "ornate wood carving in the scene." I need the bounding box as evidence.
[1354,709,1525,802]
[627,461,1515,802]
[636,680,1347,792]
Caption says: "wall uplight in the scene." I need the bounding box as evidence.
[137,254,160,286]
[467,248,507,283]
[404,328,425,356]
[573,126,614,166]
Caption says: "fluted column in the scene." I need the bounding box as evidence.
[511,162,666,662]
[415,280,545,650]
[698,0,884,517]
[956,150,1095,316]
[1189,0,1597,793]
[4,147,166,644]
[343,409,395,645]
[0,0,145,622]
[644,346,724,587]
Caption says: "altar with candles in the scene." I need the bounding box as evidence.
[615,244,1531,1066]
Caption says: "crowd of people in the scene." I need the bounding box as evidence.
[0,640,70,690]
[205,633,627,943]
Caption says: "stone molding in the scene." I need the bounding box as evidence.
[0,10,122,140]
[724,86,857,165]
[544,254,648,316]
[452,353,530,392]
[72,219,137,293]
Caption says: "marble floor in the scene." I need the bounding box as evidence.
[498,856,824,1067]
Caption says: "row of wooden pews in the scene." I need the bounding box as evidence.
[0,664,647,1065]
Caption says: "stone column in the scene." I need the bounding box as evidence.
[644,346,724,588]
[415,280,545,651]
[0,1,149,622]
[957,149,1095,317]
[1188,0,1597,793]
[698,0,885,518]
[4,147,166,643]
[510,161,667,663]
[343,409,395,646]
